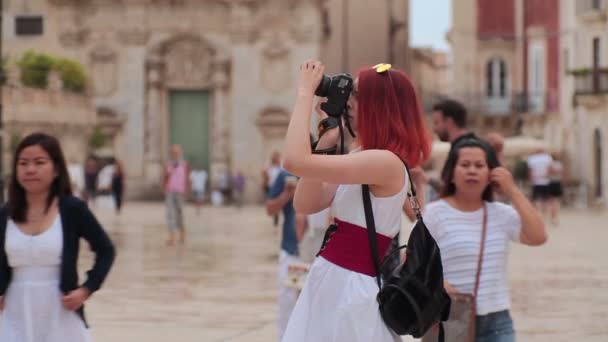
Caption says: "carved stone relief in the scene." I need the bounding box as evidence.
[116,28,149,46]
[261,40,291,93]
[59,28,90,48]
[256,3,291,42]
[55,4,96,47]
[90,46,118,97]
[291,2,322,43]
[256,108,290,139]
[230,2,257,43]
[163,39,214,87]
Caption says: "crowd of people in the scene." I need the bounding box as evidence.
[68,155,125,214]
[0,57,560,342]
[263,60,550,342]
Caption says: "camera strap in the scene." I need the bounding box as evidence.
[312,145,338,155]
[343,109,356,140]
[317,117,339,137]
[312,108,356,156]
[312,117,339,155]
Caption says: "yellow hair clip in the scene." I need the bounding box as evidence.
[373,63,392,73]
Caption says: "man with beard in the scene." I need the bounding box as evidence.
[407,99,480,210]
[431,99,477,149]
[402,99,477,221]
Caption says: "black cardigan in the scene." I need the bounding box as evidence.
[0,196,116,327]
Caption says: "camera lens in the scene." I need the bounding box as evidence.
[315,75,331,97]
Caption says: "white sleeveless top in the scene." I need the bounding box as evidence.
[330,166,409,238]
[282,159,410,342]
[6,216,63,271]
[0,215,93,342]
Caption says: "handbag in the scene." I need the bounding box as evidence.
[422,204,488,342]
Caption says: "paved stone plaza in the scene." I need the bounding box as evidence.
[81,202,608,342]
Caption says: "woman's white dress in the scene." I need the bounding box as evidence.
[0,215,93,342]
[282,167,409,342]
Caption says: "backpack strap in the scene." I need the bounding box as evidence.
[362,184,382,290]
[363,160,418,290]
[402,161,422,219]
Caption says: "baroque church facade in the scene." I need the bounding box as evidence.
[4,0,323,199]
[4,0,410,200]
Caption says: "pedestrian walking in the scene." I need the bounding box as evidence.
[163,144,190,246]
[111,158,125,215]
[189,166,208,215]
[265,172,300,340]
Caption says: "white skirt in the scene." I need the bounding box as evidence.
[0,275,93,342]
[282,257,401,342]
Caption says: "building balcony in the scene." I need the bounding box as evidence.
[573,69,608,95]
[1,85,98,169]
[421,91,558,137]
[444,92,557,116]
[573,69,608,111]
[576,0,608,21]
[2,86,96,126]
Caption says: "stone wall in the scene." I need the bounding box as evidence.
[2,84,97,172]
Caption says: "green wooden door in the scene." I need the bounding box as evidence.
[169,91,210,169]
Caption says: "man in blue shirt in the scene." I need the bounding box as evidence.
[266,169,305,340]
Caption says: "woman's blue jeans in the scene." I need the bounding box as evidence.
[475,310,515,342]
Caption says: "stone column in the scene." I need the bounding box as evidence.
[144,57,164,188]
[210,59,231,185]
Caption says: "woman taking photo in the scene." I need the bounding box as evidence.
[424,138,547,341]
[0,133,116,341]
[281,60,431,341]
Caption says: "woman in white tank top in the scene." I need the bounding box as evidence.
[280,61,432,341]
[0,133,115,342]
[423,138,547,341]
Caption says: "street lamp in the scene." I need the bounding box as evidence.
[342,0,348,72]
[0,0,4,203]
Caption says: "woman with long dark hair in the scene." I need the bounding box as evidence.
[0,133,115,341]
[424,138,547,341]
[280,60,431,341]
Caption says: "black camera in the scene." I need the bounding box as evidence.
[315,74,354,118]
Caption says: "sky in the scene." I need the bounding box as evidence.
[410,0,452,51]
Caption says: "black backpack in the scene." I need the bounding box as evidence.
[363,163,451,340]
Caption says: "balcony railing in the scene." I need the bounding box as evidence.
[2,86,96,125]
[576,0,607,15]
[573,69,608,95]
[427,92,558,115]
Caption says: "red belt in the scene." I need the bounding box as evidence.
[318,218,393,277]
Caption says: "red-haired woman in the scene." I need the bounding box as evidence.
[280,60,431,341]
